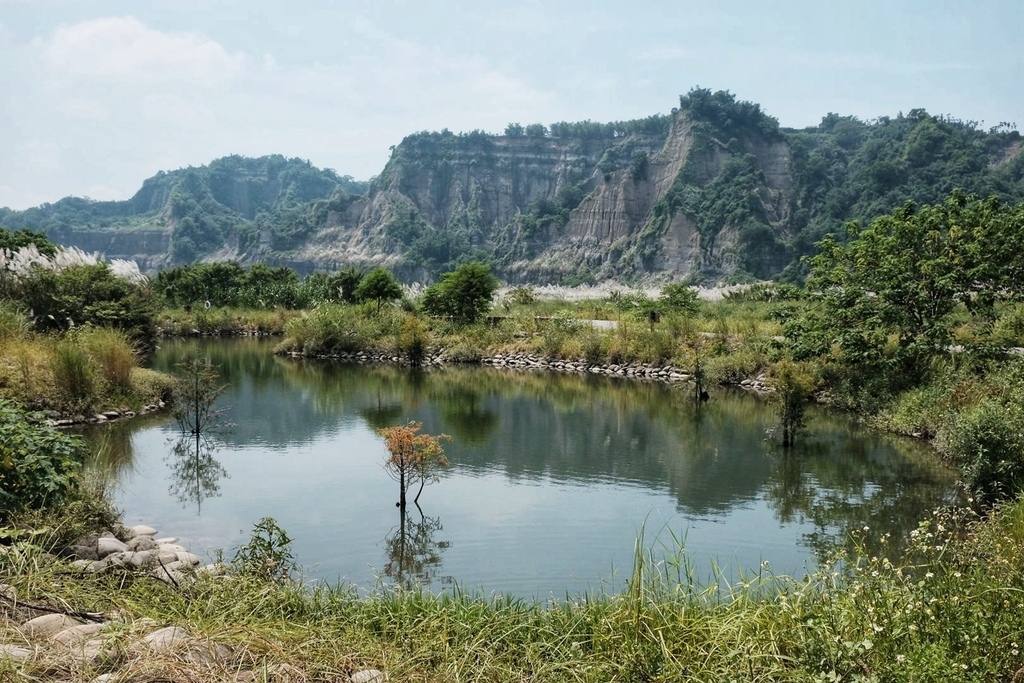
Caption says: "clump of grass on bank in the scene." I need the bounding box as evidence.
[157,307,301,337]
[0,306,174,414]
[4,500,1024,681]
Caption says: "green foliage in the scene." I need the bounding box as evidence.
[0,226,57,256]
[768,360,818,447]
[355,267,403,313]
[679,87,782,138]
[420,263,499,325]
[278,303,403,356]
[658,282,699,314]
[0,301,28,341]
[231,516,297,584]
[398,314,430,366]
[19,263,158,348]
[335,266,364,304]
[0,400,85,518]
[942,399,1024,506]
[794,192,1024,395]
[155,261,311,310]
[80,327,138,394]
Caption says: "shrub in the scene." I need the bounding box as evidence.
[0,400,85,517]
[399,315,430,365]
[232,516,297,584]
[940,400,1024,506]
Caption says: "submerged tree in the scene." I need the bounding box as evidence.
[378,421,451,510]
[169,357,229,509]
[768,360,817,448]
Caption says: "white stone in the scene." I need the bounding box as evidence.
[96,536,128,558]
[153,537,179,544]
[52,622,105,646]
[143,625,190,653]
[126,550,154,567]
[0,644,32,661]
[177,551,202,566]
[22,614,83,638]
[158,543,188,554]
[351,669,387,683]
[129,524,157,538]
[155,551,180,564]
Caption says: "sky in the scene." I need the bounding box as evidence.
[1,0,1021,210]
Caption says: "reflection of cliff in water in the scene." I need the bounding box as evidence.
[139,339,957,536]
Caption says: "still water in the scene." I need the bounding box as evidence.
[85,338,959,598]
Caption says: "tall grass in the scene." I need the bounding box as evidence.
[50,336,95,411]
[6,499,1024,681]
[81,327,138,393]
[0,301,28,341]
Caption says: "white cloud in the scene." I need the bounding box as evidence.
[17,139,61,171]
[139,93,216,129]
[58,97,110,121]
[634,44,689,63]
[40,16,250,86]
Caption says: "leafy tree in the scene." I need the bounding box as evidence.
[238,263,300,309]
[658,282,699,314]
[420,263,499,325]
[0,226,57,256]
[20,263,158,348]
[336,266,364,304]
[525,123,547,138]
[768,361,817,447]
[504,123,525,137]
[378,421,451,510]
[793,191,1024,392]
[355,267,403,313]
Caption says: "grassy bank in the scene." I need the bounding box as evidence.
[2,500,1024,681]
[0,303,174,416]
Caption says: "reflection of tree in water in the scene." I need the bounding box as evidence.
[166,434,227,511]
[432,383,499,445]
[358,396,405,432]
[763,417,961,563]
[168,356,230,512]
[383,510,449,590]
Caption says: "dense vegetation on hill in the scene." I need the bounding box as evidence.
[1,90,1021,283]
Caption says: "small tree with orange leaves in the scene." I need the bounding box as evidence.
[378,421,451,510]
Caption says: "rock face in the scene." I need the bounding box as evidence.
[5,91,1023,283]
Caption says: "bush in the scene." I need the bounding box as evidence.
[940,400,1024,506]
[399,315,430,365]
[0,400,86,518]
[19,263,158,349]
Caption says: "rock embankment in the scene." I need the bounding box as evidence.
[0,524,387,682]
[45,402,167,428]
[282,348,776,392]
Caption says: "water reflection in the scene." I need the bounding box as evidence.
[165,434,226,510]
[83,338,960,593]
[383,509,450,590]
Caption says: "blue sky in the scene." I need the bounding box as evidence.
[1,0,1021,210]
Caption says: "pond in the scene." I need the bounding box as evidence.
[84,338,959,598]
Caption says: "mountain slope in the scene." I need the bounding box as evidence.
[2,90,1022,284]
